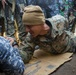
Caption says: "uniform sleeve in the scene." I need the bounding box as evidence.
[19,34,36,64]
[0,36,25,75]
[48,15,71,54]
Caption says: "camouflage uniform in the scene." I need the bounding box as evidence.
[66,0,76,32]
[0,0,5,17]
[0,0,26,40]
[26,0,74,18]
[19,15,76,64]
[16,0,26,18]
[0,36,25,75]
[58,0,73,18]
[72,0,76,17]
[8,0,25,38]
[27,0,60,18]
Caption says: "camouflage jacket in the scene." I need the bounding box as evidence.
[20,15,76,64]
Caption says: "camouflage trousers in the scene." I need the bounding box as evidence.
[0,36,25,75]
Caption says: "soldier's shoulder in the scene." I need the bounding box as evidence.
[47,15,68,31]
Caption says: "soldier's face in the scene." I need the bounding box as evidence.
[25,25,43,37]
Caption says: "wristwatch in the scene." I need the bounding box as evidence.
[12,41,18,47]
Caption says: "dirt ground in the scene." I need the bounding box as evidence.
[50,53,76,75]
[0,47,76,75]
[0,53,76,75]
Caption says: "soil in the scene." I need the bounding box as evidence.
[0,53,76,75]
[50,53,76,75]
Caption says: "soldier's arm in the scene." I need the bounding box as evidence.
[50,15,70,53]
[5,34,35,64]
[0,36,25,75]
[20,45,35,64]
[19,34,36,64]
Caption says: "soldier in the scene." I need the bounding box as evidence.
[67,11,75,32]
[0,36,25,75]
[0,0,26,42]
[18,5,76,64]
[0,2,25,73]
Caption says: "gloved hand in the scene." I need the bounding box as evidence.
[51,32,68,53]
